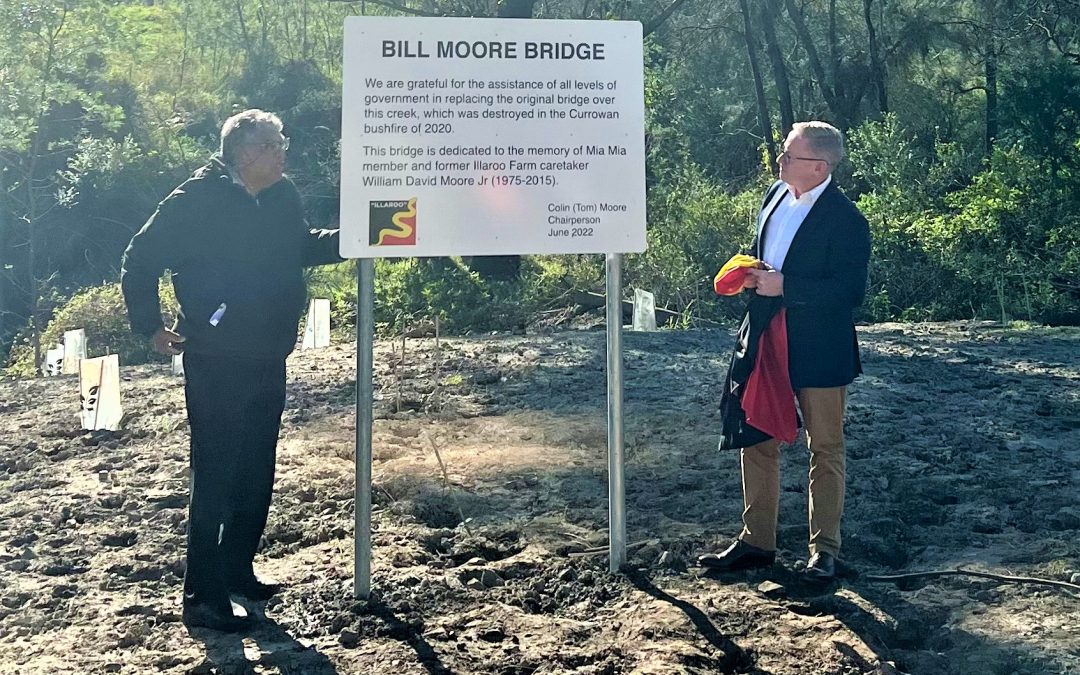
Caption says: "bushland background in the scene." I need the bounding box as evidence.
[3,4,1080,674]
[3,0,1080,371]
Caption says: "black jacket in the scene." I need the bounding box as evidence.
[751,179,870,389]
[718,179,870,450]
[121,158,342,360]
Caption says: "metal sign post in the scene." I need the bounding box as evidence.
[606,253,626,572]
[355,259,375,599]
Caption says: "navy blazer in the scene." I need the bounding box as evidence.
[749,180,871,389]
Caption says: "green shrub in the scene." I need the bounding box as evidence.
[916,147,1080,323]
[305,253,620,337]
[849,115,1080,324]
[629,161,765,324]
[5,280,178,377]
[372,257,538,334]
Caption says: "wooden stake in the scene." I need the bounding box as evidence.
[398,319,406,412]
[434,315,441,412]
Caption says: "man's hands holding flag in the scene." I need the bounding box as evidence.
[714,254,783,297]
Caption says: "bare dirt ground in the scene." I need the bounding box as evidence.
[1,322,1078,675]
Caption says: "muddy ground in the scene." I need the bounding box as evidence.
[0,321,1078,674]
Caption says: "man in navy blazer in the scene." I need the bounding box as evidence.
[700,121,871,581]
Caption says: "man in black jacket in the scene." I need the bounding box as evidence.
[121,109,341,630]
[700,121,871,582]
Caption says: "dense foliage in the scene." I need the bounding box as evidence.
[3,0,1079,372]
[5,280,178,376]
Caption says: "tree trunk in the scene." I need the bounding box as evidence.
[738,0,778,173]
[829,0,845,103]
[257,0,269,54]
[302,0,310,60]
[25,150,41,373]
[782,0,845,127]
[235,1,253,60]
[760,0,795,137]
[0,168,8,351]
[642,0,697,37]
[863,0,888,114]
[27,64,56,374]
[985,43,998,155]
[24,7,67,373]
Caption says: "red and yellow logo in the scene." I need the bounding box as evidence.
[369,198,417,246]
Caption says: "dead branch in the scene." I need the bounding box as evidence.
[864,567,1080,595]
[424,431,472,536]
[572,290,723,327]
[567,539,656,558]
[643,0,697,37]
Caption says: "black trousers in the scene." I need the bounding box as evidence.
[182,352,286,607]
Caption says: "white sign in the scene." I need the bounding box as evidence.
[62,329,86,375]
[302,298,332,349]
[340,17,646,258]
[80,354,123,431]
[171,353,185,377]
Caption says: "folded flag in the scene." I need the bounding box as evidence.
[714,254,762,296]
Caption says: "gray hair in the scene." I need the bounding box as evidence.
[220,109,283,164]
[792,121,845,166]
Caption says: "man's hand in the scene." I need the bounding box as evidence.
[152,327,186,356]
[748,269,784,297]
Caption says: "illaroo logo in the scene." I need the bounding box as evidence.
[369,198,417,246]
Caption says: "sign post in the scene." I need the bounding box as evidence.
[341,16,645,597]
[354,260,375,600]
[606,253,626,572]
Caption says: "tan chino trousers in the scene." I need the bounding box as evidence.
[738,387,847,556]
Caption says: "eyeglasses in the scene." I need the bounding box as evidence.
[256,137,289,152]
[777,150,828,165]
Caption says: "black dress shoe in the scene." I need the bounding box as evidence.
[228,576,283,601]
[804,552,836,581]
[697,540,776,572]
[182,600,252,632]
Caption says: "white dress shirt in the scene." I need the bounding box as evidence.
[761,175,832,271]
